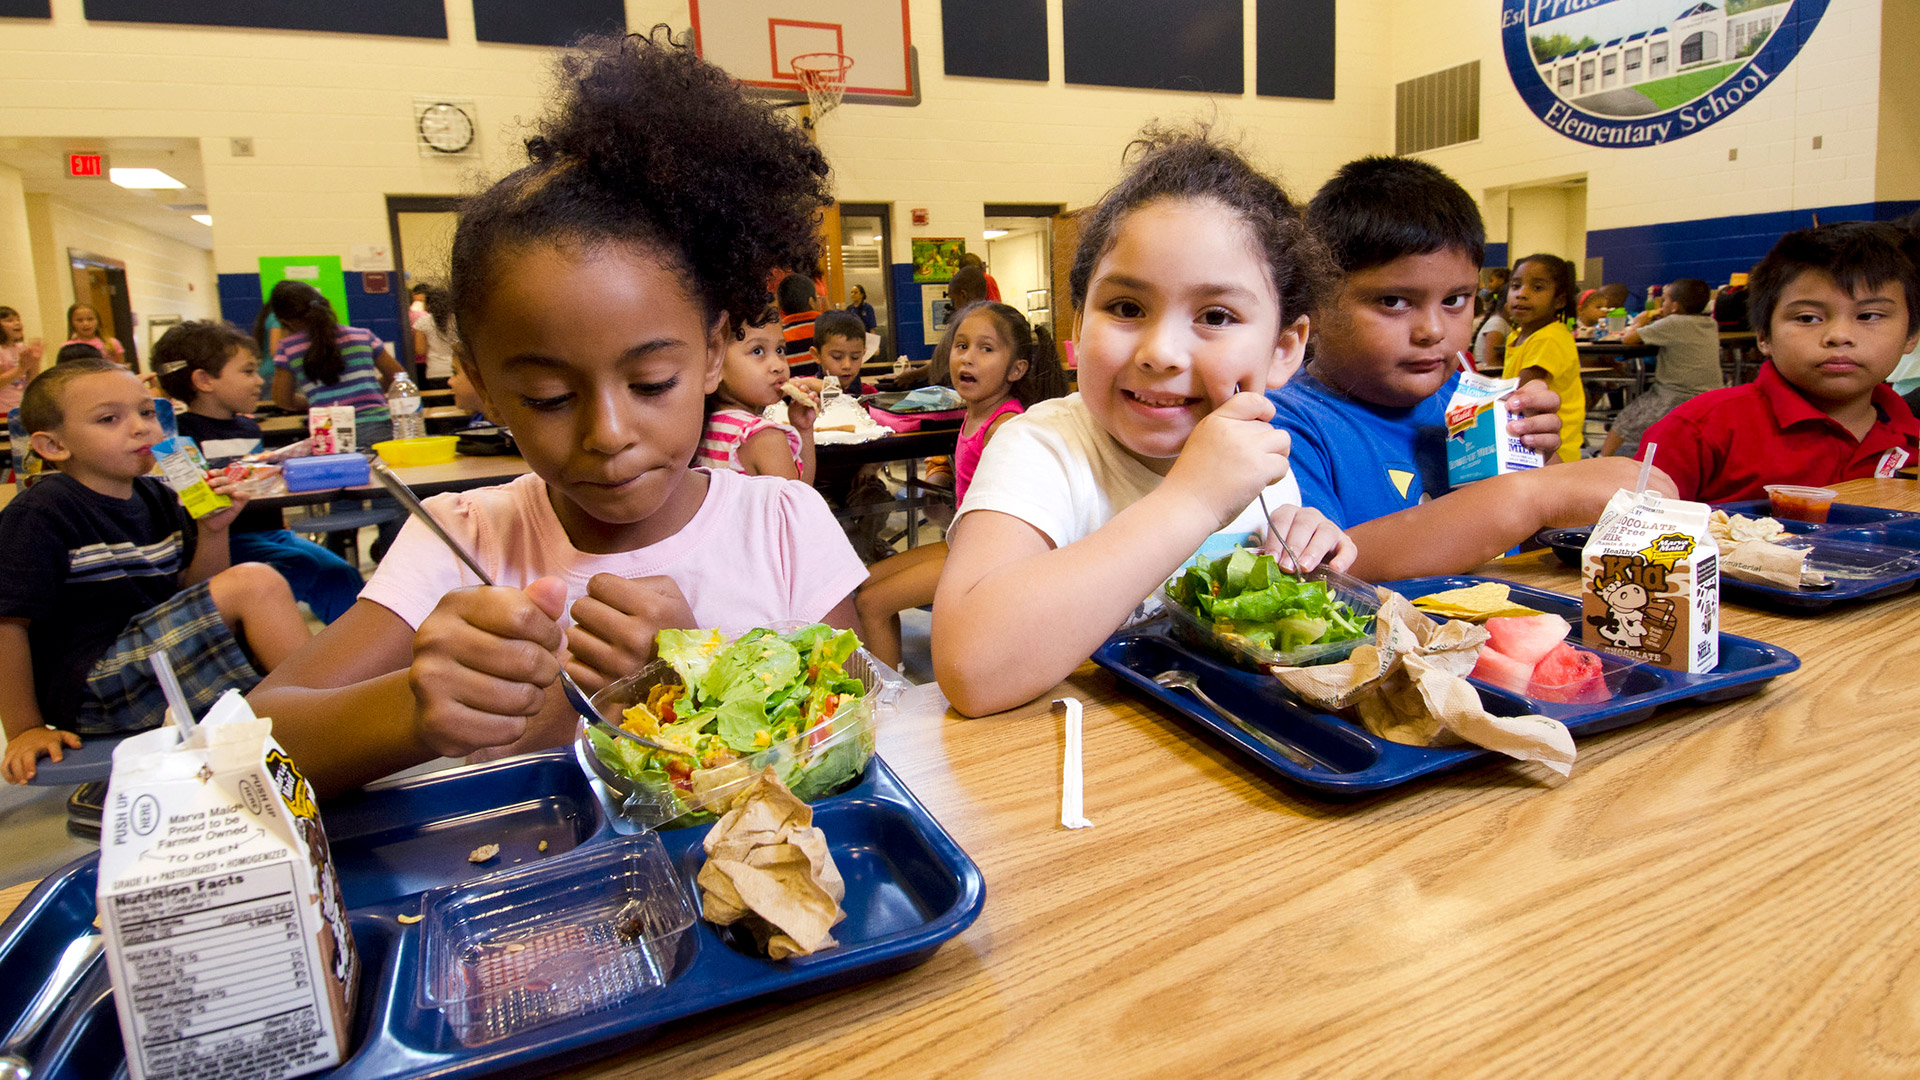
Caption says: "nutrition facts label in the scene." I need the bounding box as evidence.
[107,860,339,1080]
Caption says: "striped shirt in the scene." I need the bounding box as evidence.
[698,407,804,475]
[276,325,390,422]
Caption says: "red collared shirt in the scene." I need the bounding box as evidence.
[1637,362,1920,502]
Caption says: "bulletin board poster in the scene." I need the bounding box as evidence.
[1504,0,1827,148]
[258,256,349,328]
[911,238,966,284]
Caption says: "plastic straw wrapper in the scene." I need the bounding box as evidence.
[1055,697,1092,830]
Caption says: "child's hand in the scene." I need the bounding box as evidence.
[4,727,81,785]
[1262,504,1358,574]
[1530,457,1679,528]
[1506,379,1564,457]
[783,377,826,432]
[1164,391,1295,529]
[408,577,566,758]
[564,574,697,692]
[197,472,249,533]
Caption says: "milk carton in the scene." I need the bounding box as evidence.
[1580,489,1720,673]
[307,406,356,455]
[1445,372,1545,486]
[97,692,358,1080]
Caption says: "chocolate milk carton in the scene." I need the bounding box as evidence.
[1445,372,1544,486]
[1580,489,1720,673]
[97,692,358,1080]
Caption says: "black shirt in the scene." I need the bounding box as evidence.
[174,412,280,533]
[0,474,197,723]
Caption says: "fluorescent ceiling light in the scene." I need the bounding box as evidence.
[982,228,1009,239]
[109,168,185,189]
[191,214,212,226]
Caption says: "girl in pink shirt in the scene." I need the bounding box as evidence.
[854,301,1068,666]
[0,306,43,417]
[63,304,127,368]
[697,310,820,483]
[251,33,866,793]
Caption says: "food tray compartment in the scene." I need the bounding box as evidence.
[0,753,984,1080]
[1539,524,1920,611]
[1094,576,1798,797]
[1713,499,1916,528]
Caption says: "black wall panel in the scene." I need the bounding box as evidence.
[1257,0,1335,100]
[474,0,624,46]
[0,0,51,17]
[1062,0,1242,95]
[81,0,446,38]
[942,0,1047,82]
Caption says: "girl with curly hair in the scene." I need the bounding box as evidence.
[931,126,1356,716]
[253,30,867,793]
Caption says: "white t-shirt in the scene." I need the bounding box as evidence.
[361,468,867,635]
[412,310,457,381]
[1474,314,1511,370]
[954,394,1304,550]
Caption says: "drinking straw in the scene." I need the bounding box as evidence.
[1637,442,1658,495]
[150,648,197,745]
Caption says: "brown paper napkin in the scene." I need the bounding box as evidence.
[1270,591,1577,776]
[696,768,847,959]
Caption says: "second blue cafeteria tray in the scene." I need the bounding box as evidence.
[0,751,984,1080]
[1093,576,1798,797]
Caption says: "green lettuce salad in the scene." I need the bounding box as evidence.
[587,623,874,825]
[1164,547,1373,655]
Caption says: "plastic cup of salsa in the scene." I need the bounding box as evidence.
[1764,484,1837,523]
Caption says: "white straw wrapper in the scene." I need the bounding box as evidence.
[1056,697,1092,830]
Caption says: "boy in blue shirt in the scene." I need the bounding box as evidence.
[1271,157,1674,580]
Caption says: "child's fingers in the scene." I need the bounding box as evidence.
[1326,532,1359,573]
[411,696,531,759]
[1213,389,1278,424]
[586,573,695,626]
[443,586,566,654]
[61,730,82,748]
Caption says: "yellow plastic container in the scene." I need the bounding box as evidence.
[372,436,458,467]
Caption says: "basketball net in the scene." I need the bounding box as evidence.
[790,52,853,131]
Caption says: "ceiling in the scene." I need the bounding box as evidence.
[0,136,211,250]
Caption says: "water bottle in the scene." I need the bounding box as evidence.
[1608,307,1629,336]
[387,373,424,440]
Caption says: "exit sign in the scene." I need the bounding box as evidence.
[68,154,103,178]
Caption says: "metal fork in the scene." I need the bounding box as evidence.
[1152,669,1333,771]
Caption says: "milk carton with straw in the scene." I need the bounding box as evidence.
[1578,447,1720,673]
[96,656,358,1080]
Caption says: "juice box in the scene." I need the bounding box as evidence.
[151,435,233,519]
[1580,489,1720,673]
[307,406,356,454]
[97,692,358,1080]
[1445,372,1544,486]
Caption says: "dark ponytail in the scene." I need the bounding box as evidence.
[269,281,344,385]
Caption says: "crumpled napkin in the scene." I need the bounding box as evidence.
[696,768,846,959]
[1708,511,1827,589]
[1269,592,1577,776]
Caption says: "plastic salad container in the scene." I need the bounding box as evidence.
[575,625,902,830]
[415,833,697,1047]
[1157,548,1381,671]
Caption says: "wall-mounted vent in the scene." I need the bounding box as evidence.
[840,245,883,270]
[1395,60,1480,155]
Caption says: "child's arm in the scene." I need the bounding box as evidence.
[251,582,571,797]
[180,474,245,587]
[373,344,404,391]
[272,367,305,411]
[737,428,802,481]
[934,393,1295,717]
[0,619,79,785]
[1342,457,1679,581]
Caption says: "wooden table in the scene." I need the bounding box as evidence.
[12,488,1917,1076]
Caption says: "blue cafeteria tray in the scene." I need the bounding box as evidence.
[0,750,983,1080]
[1541,501,1920,611]
[1094,576,1798,797]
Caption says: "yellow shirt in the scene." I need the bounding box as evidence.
[1504,321,1584,462]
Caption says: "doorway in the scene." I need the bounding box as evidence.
[838,202,893,362]
[386,195,461,371]
[983,205,1061,339]
[68,251,138,371]
[1502,178,1588,285]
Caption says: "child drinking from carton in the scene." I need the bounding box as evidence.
[1637,222,1920,502]
[1270,157,1673,581]
[0,358,312,783]
[933,126,1354,717]
[250,32,868,795]
[1600,278,1723,458]
[156,320,366,624]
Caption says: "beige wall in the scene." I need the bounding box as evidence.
[17,194,217,348]
[1878,0,1920,202]
[1506,184,1587,272]
[0,166,38,341]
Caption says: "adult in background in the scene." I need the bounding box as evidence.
[847,283,877,331]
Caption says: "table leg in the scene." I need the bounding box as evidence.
[904,459,920,551]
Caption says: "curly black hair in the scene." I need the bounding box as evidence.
[449,28,832,344]
[1068,124,1333,332]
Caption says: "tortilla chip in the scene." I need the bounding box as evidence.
[1411,582,1545,621]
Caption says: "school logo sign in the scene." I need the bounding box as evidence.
[1503,0,1828,147]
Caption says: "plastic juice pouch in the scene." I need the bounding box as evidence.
[97,691,359,1080]
[1446,372,1544,486]
[1580,489,1720,673]
[151,435,233,518]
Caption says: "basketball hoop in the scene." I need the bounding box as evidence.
[790,51,854,127]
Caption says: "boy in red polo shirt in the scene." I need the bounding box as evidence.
[1638,221,1920,502]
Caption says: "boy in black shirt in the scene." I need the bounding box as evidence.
[155,321,364,622]
[0,359,311,783]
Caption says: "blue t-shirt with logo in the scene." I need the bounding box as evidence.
[1267,370,1457,530]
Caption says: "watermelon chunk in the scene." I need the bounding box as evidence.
[1470,646,1535,695]
[1484,614,1572,666]
[1528,642,1610,704]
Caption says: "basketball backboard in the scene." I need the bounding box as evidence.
[690,0,919,106]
